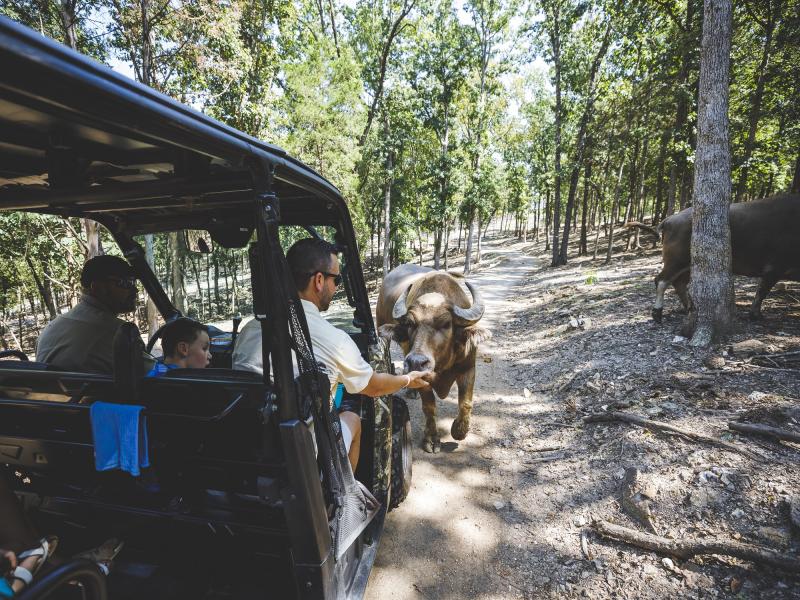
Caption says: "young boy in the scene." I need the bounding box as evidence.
[146,318,211,377]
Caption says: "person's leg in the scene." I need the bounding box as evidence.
[0,476,38,553]
[338,411,361,472]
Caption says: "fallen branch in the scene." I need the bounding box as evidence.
[728,422,800,445]
[592,519,800,573]
[584,411,760,460]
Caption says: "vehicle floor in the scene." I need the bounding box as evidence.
[365,231,800,600]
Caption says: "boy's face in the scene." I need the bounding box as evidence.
[179,331,211,369]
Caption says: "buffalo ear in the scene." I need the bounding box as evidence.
[378,323,409,343]
[458,325,492,354]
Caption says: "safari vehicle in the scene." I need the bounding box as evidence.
[0,17,412,600]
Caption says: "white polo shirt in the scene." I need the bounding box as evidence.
[232,299,374,400]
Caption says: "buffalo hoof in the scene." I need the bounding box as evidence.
[451,417,470,441]
[651,307,663,323]
[422,437,441,453]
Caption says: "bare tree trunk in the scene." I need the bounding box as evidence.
[734,1,778,203]
[169,232,186,314]
[558,22,611,265]
[605,159,626,264]
[579,159,591,255]
[545,187,551,251]
[653,129,669,225]
[463,214,475,274]
[358,0,414,147]
[144,234,159,335]
[382,109,393,276]
[443,223,450,270]
[685,0,734,347]
[550,46,563,266]
[792,150,800,194]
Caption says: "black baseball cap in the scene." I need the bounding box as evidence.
[80,255,136,287]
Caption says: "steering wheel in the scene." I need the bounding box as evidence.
[0,349,29,361]
[145,321,174,353]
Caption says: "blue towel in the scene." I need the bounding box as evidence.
[90,402,150,477]
[333,383,344,410]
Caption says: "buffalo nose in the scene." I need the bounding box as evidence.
[405,353,433,372]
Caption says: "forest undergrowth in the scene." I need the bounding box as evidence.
[483,232,800,598]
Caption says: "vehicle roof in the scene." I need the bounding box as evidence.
[0,17,345,234]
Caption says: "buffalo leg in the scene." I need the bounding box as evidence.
[451,368,476,441]
[749,271,781,319]
[420,389,440,453]
[673,271,690,311]
[652,276,669,323]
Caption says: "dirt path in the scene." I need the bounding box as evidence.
[365,234,800,600]
[365,238,543,600]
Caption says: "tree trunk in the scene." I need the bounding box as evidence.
[544,187,551,251]
[24,257,57,320]
[443,223,450,270]
[684,0,734,347]
[665,0,697,218]
[604,159,626,264]
[433,228,443,270]
[550,35,563,267]
[653,129,669,225]
[792,150,800,194]
[382,125,393,277]
[142,234,158,334]
[579,159,591,255]
[169,232,186,314]
[734,2,778,203]
[463,215,475,274]
[558,23,611,265]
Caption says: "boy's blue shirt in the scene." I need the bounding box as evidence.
[145,359,179,378]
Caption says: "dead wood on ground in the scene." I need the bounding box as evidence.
[592,519,800,572]
[583,411,761,460]
[728,422,800,444]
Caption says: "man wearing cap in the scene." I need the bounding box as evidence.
[233,238,432,471]
[36,255,141,374]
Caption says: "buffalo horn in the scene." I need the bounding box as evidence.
[392,284,411,320]
[453,280,485,325]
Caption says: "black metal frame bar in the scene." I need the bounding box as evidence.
[15,559,107,600]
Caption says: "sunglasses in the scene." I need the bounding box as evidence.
[106,276,138,290]
[310,271,342,286]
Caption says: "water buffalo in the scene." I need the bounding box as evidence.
[376,265,491,453]
[646,193,800,322]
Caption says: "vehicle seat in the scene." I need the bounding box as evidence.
[113,322,145,401]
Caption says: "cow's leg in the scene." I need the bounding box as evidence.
[451,368,476,441]
[652,271,670,323]
[749,270,781,319]
[673,271,690,311]
[420,389,440,453]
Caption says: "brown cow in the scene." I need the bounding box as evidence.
[376,264,491,453]
[649,193,800,322]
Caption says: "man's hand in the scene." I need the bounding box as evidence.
[406,370,433,391]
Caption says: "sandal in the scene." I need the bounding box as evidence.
[6,536,58,594]
[74,539,124,576]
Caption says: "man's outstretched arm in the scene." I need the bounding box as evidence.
[359,370,431,397]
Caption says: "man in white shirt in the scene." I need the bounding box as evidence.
[233,238,431,470]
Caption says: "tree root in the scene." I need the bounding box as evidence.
[583,411,760,460]
[728,422,800,445]
[592,519,800,572]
